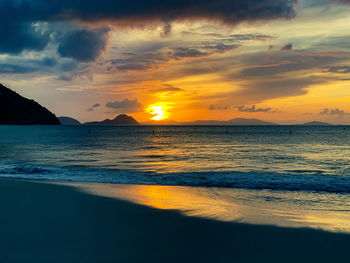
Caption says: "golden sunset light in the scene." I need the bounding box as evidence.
[147,105,169,121]
[5,4,350,125]
[3,0,350,262]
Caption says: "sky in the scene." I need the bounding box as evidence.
[2,0,350,124]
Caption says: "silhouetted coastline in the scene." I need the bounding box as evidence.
[0,84,60,125]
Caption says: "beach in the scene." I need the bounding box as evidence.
[4,0,350,261]
[1,178,349,263]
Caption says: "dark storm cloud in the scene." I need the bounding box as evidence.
[1,0,297,24]
[0,22,50,54]
[0,0,297,56]
[106,99,143,113]
[58,28,109,62]
[237,105,272,112]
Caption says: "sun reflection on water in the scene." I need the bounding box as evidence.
[62,182,350,233]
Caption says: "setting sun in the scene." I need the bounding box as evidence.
[147,105,168,121]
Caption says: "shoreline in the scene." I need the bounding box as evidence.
[0,178,350,262]
[48,180,350,233]
[3,176,350,232]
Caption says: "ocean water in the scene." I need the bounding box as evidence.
[3,124,350,232]
[1,125,350,193]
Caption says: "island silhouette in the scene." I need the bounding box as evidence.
[85,114,139,125]
[59,116,81,125]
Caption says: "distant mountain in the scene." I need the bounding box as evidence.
[0,84,60,125]
[59,116,81,125]
[302,121,332,126]
[141,118,276,125]
[184,118,277,125]
[141,118,277,125]
[85,114,139,125]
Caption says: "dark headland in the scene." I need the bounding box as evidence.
[0,84,60,125]
[85,114,139,125]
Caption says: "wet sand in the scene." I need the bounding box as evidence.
[0,178,349,263]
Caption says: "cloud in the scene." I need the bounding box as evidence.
[1,0,296,25]
[161,22,172,38]
[58,28,109,62]
[208,104,229,110]
[219,50,350,104]
[230,77,313,104]
[105,99,143,113]
[325,66,350,74]
[0,0,296,57]
[0,64,38,74]
[0,22,50,54]
[320,108,350,116]
[329,0,350,4]
[106,40,242,72]
[235,50,343,79]
[0,57,57,74]
[281,43,293,51]
[153,84,183,93]
[237,105,272,112]
[87,103,101,112]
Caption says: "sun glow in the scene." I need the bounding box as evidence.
[147,105,168,121]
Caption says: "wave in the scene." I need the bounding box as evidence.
[0,164,63,175]
[158,171,350,193]
[1,163,350,194]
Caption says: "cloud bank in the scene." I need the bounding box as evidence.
[320,108,350,116]
[0,0,297,57]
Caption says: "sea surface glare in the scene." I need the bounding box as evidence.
[1,125,350,193]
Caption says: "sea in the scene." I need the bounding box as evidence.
[2,125,350,231]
